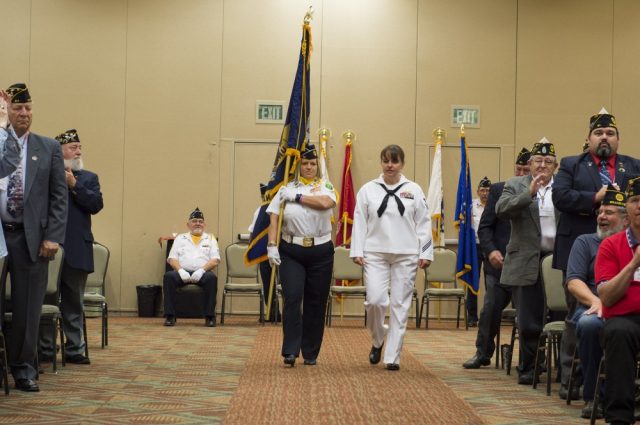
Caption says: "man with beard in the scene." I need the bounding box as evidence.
[566,187,627,419]
[552,109,640,399]
[496,139,558,385]
[40,129,103,364]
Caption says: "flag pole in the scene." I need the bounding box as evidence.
[265,151,299,321]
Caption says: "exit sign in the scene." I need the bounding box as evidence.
[451,105,480,128]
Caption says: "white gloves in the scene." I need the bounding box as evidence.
[0,95,8,129]
[178,268,191,282]
[267,245,281,266]
[190,268,206,283]
[278,186,296,203]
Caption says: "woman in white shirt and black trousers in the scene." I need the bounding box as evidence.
[267,144,336,367]
[351,144,433,371]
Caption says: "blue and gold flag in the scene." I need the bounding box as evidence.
[244,23,312,265]
[454,131,480,294]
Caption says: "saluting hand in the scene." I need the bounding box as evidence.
[0,91,9,128]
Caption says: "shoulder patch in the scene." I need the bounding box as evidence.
[325,182,333,190]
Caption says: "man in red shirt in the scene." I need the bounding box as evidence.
[594,176,640,425]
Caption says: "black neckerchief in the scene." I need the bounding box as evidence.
[377,182,407,217]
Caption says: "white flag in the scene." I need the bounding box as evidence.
[426,138,444,246]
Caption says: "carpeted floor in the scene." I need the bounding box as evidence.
[0,316,589,424]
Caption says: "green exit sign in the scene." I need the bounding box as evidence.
[451,105,480,128]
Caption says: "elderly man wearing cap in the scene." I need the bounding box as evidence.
[462,148,531,369]
[566,186,627,419]
[1,83,67,392]
[466,176,492,327]
[39,129,103,365]
[594,177,640,425]
[496,139,559,384]
[163,208,220,327]
[552,109,640,399]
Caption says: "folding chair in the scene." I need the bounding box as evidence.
[83,242,110,355]
[326,246,364,327]
[0,256,9,394]
[220,242,263,325]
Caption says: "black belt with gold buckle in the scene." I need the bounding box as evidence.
[3,222,24,231]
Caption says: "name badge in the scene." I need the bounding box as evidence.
[539,205,554,217]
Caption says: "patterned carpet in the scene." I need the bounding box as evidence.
[0,316,589,424]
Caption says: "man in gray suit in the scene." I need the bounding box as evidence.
[3,83,67,392]
[496,139,559,385]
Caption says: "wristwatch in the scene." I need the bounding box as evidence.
[267,241,277,247]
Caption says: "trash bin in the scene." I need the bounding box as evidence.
[137,284,162,317]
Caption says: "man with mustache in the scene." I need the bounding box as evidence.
[552,110,640,399]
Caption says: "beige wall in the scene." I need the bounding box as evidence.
[1,0,639,316]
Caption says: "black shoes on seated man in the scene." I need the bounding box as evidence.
[369,343,383,365]
[462,353,491,369]
[385,363,400,371]
[15,378,39,392]
[164,315,216,327]
[66,354,91,365]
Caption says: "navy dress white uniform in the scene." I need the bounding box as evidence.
[267,144,336,366]
[162,208,220,327]
[351,170,433,368]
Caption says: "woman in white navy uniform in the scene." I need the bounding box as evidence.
[351,144,433,370]
[266,144,336,367]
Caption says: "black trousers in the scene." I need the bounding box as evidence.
[602,315,640,425]
[279,240,333,360]
[474,272,512,359]
[559,269,580,387]
[162,271,217,318]
[511,276,545,375]
[5,229,48,381]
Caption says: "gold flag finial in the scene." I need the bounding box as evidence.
[318,127,331,140]
[304,6,314,24]
[432,128,446,143]
[342,130,356,144]
[460,123,465,137]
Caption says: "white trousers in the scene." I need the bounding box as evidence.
[363,251,418,365]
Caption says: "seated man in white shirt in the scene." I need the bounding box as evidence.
[163,207,220,327]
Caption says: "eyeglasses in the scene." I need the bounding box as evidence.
[531,158,556,165]
[189,219,205,224]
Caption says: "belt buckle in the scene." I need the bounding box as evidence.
[302,237,314,247]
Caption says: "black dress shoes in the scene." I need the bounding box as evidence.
[15,378,39,392]
[205,316,216,327]
[283,354,296,367]
[369,343,383,365]
[66,354,91,365]
[517,371,541,385]
[385,363,400,371]
[303,358,317,366]
[164,316,176,326]
[558,384,580,401]
[462,354,491,369]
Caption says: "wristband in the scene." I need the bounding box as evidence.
[295,193,303,203]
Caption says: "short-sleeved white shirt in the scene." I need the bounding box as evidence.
[167,232,220,272]
[266,179,336,237]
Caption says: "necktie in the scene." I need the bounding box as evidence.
[7,162,24,218]
[599,160,612,186]
[377,182,407,217]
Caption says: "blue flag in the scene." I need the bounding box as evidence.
[244,23,312,265]
[454,134,480,294]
